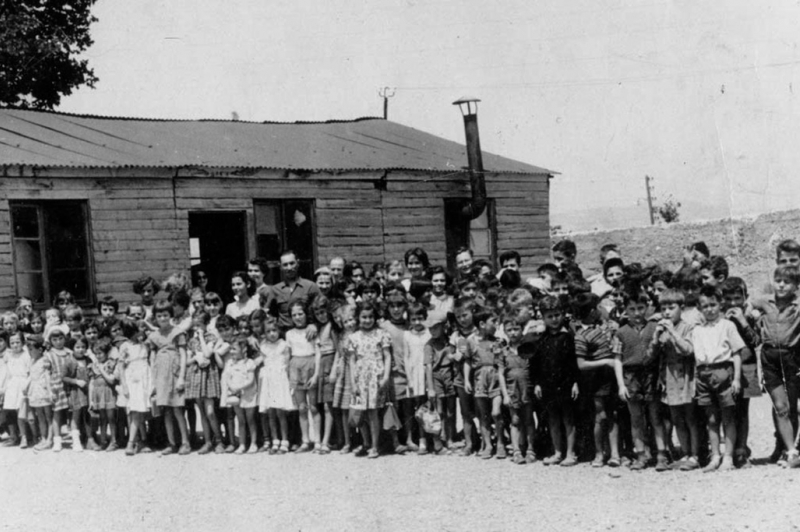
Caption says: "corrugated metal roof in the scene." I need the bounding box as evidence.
[0,108,553,175]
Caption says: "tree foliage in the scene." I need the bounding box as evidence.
[0,1,98,109]
[658,197,682,224]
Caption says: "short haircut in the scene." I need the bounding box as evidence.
[571,292,600,320]
[171,289,191,309]
[427,265,452,288]
[774,265,800,286]
[97,295,119,313]
[215,315,236,331]
[455,276,478,293]
[25,334,45,350]
[64,306,83,321]
[658,288,685,307]
[622,285,650,306]
[537,263,559,276]
[231,271,256,296]
[409,278,433,301]
[407,302,428,320]
[80,318,99,333]
[603,257,625,277]
[599,243,619,260]
[247,257,269,275]
[1,312,19,325]
[698,285,722,302]
[53,290,75,307]
[119,319,140,339]
[193,310,211,325]
[453,296,476,312]
[507,288,534,309]
[699,255,729,280]
[472,306,495,326]
[501,311,519,326]
[720,277,748,298]
[280,249,298,261]
[675,269,702,292]
[538,295,563,313]
[690,241,710,258]
[650,270,674,288]
[776,239,800,258]
[455,246,473,258]
[499,250,521,266]
[133,276,161,295]
[552,239,577,258]
[344,261,364,278]
[550,272,568,287]
[499,269,521,290]
[203,292,223,306]
[383,280,407,297]
[153,300,174,317]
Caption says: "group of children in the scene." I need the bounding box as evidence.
[1,240,799,473]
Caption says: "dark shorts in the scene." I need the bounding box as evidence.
[432,366,456,398]
[317,353,336,404]
[623,367,657,402]
[740,362,761,399]
[696,363,735,408]
[582,365,617,398]
[505,369,531,408]
[761,346,800,393]
[473,366,500,399]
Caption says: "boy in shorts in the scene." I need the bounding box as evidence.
[532,296,580,466]
[613,288,668,471]
[424,321,457,452]
[498,313,535,464]
[721,277,761,467]
[692,285,744,472]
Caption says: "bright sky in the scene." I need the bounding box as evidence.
[59,0,800,231]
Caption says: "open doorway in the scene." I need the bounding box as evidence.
[188,211,247,303]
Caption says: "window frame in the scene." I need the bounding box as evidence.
[252,199,318,284]
[9,200,96,308]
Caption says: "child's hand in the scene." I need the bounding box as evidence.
[175,378,185,393]
[725,308,746,325]
[464,381,472,394]
[75,379,87,389]
[571,383,579,400]
[307,374,318,388]
[618,385,630,402]
[427,389,436,401]
[502,394,511,406]
[731,378,741,396]
[534,385,542,400]
[380,376,390,389]
[327,371,338,384]
[305,324,319,342]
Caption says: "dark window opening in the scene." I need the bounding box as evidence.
[10,201,94,307]
[444,198,497,272]
[254,200,316,284]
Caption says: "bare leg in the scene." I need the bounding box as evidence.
[322,403,334,447]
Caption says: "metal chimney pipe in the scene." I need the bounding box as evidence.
[453,97,487,220]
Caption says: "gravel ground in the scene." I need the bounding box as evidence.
[1,396,798,532]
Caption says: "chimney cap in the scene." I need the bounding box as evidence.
[452,96,481,105]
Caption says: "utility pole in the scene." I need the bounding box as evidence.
[645,175,656,225]
[378,87,395,119]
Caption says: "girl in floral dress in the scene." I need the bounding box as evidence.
[343,302,392,459]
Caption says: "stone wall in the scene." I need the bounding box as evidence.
[562,209,800,296]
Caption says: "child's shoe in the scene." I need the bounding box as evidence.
[560,454,578,467]
[788,452,800,469]
[679,456,700,471]
[405,441,419,452]
[234,445,246,455]
[717,456,735,472]
[479,449,493,460]
[71,431,83,452]
[278,440,290,455]
[655,453,670,472]
[495,445,507,460]
[339,445,351,455]
[214,442,227,454]
[393,444,408,455]
[197,442,213,455]
[247,444,258,454]
[543,453,563,466]
[53,437,63,453]
[417,445,429,456]
[106,441,119,452]
[295,442,312,454]
[86,438,102,451]
[2,437,20,447]
[512,451,525,465]
[224,444,236,454]
[525,453,538,464]
[629,456,646,471]
[161,446,175,456]
[125,442,136,456]
[367,448,379,459]
[702,455,721,473]
[178,443,191,455]
[19,436,29,449]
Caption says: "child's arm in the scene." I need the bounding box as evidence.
[611,335,628,400]
[380,343,391,390]
[423,342,437,401]
[308,342,321,388]
[497,353,511,406]
[175,335,187,392]
[98,362,117,386]
[659,320,693,356]
[731,350,742,396]
[329,332,341,384]
[565,334,580,400]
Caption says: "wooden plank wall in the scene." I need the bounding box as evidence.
[0,167,550,310]
[0,170,188,309]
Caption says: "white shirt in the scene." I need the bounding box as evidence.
[691,318,745,366]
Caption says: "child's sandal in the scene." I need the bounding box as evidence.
[591,456,605,468]
[512,452,525,465]
[278,440,290,454]
[296,442,312,454]
[319,444,331,455]
[606,457,621,468]
[367,448,379,459]
[339,445,352,455]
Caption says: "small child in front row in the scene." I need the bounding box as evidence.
[613,289,668,471]
[721,277,761,467]
[424,321,458,452]
[88,338,118,451]
[532,296,579,467]
[26,334,53,451]
[224,336,259,454]
[498,314,535,464]
[651,289,700,471]
[403,303,431,454]
[464,307,506,460]
[257,316,295,455]
[312,296,337,454]
[62,336,91,451]
[692,285,744,472]
[118,319,152,456]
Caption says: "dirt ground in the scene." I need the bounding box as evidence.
[1,396,798,532]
